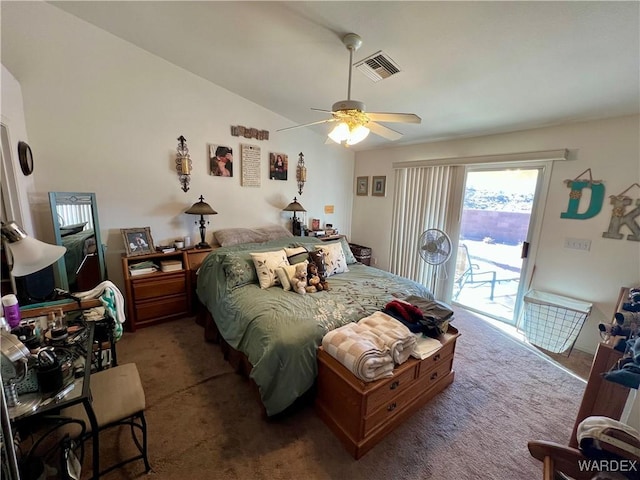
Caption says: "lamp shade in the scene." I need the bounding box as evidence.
[185,197,218,216]
[282,197,306,212]
[1,222,66,277]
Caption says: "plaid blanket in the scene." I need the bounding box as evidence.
[358,311,416,365]
[322,322,394,382]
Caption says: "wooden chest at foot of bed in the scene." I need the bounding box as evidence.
[315,326,460,459]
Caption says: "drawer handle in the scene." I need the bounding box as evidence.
[430,372,438,381]
[433,353,441,362]
[387,402,397,412]
[389,380,400,390]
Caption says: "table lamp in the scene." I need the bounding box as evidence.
[1,221,66,277]
[282,197,306,236]
[185,196,218,248]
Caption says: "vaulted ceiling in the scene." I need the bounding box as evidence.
[50,1,639,150]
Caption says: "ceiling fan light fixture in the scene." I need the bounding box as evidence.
[346,124,370,145]
[328,122,350,144]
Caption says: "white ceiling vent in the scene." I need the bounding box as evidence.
[354,51,401,82]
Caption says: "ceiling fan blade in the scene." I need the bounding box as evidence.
[311,108,334,114]
[368,121,403,141]
[367,112,422,124]
[277,118,337,133]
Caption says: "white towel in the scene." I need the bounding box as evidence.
[411,334,443,360]
[358,311,417,365]
[322,322,394,382]
[74,280,126,340]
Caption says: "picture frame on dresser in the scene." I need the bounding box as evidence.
[121,227,155,257]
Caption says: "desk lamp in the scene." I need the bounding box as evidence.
[282,197,306,236]
[1,221,66,277]
[185,196,218,248]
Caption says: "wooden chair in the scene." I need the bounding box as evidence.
[529,416,640,480]
[453,244,497,300]
[60,362,150,477]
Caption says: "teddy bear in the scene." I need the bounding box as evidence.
[309,250,329,291]
[292,263,308,295]
[306,262,322,293]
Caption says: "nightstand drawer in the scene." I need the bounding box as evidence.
[136,295,188,321]
[133,274,186,300]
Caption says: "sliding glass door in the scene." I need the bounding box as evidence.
[452,167,543,325]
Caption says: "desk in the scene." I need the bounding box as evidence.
[10,320,102,480]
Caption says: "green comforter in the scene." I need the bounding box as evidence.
[196,237,433,416]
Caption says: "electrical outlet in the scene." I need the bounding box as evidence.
[564,237,591,251]
[372,257,378,265]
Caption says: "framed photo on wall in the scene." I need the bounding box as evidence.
[269,152,288,180]
[209,144,234,177]
[356,176,369,196]
[372,176,386,197]
[121,227,155,257]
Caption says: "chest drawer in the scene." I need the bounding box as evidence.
[363,386,415,437]
[364,366,416,416]
[133,274,186,300]
[417,340,456,378]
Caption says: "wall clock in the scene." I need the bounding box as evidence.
[17,141,33,176]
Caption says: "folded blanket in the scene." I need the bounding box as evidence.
[358,311,417,365]
[322,322,394,382]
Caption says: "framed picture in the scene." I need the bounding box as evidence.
[121,227,155,257]
[208,144,234,177]
[269,152,288,180]
[372,176,386,197]
[356,176,369,196]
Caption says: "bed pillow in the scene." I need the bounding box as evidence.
[222,253,258,289]
[276,260,308,291]
[250,250,290,289]
[323,237,358,265]
[215,228,268,247]
[315,243,349,277]
[284,246,310,265]
[255,225,294,241]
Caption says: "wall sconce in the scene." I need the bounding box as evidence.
[296,152,307,195]
[185,195,218,248]
[282,197,306,236]
[175,135,192,192]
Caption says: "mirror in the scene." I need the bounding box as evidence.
[49,192,106,292]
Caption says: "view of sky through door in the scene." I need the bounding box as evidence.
[453,168,540,324]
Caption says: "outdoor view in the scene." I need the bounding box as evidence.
[454,169,540,324]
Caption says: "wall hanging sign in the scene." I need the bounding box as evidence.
[560,168,604,220]
[602,183,640,242]
[240,144,261,187]
[231,125,269,141]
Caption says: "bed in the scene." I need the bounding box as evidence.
[196,232,433,416]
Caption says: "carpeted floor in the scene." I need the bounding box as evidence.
[88,308,587,480]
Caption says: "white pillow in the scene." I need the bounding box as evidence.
[284,246,310,264]
[276,261,308,291]
[250,250,289,289]
[316,243,349,277]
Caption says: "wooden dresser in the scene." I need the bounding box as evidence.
[316,326,460,459]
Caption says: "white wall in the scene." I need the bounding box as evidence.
[1,65,35,234]
[1,2,354,290]
[353,115,640,354]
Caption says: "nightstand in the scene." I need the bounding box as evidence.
[184,247,216,325]
[121,251,190,331]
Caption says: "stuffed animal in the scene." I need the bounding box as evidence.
[307,262,322,292]
[309,250,329,291]
[292,263,308,295]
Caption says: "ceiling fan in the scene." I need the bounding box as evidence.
[278,33,421,146]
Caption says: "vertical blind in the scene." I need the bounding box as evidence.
[389,165,456,293]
